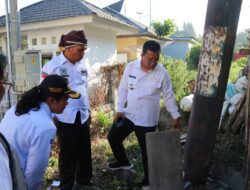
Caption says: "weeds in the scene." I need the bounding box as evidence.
[96,109,113,134]
[228,57,248,83]
[161,56,197,102]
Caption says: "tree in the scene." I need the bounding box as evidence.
[172,22,197,38]
[151,19,176,37]
[186,44,201,69]
[182,22,196,37]
[234,29,249,51]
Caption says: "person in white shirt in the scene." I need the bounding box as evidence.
[107,40,181,189]
[41,30,92,190]
[0,74,79,190]
[0,53,13,190]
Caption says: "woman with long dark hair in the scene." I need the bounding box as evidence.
[0,74,80,190]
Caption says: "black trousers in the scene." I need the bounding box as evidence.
[57,112,92,190]
[107,117,156,184]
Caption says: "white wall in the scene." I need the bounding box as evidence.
[84,26,117,67]
[27,26,84,56]
[162,41,190,60]
[27,25,117,68]
[1,23,118,87]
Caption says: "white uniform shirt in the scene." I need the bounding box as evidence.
[117,59,180,127]
[0,143,12,190]
[41,53,89,124]
[0,103,56,190]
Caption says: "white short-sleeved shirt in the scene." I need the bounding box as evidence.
[117,59,180,127]
[41,53,89,124]
[0,143,12,190]
[0,103,56,190]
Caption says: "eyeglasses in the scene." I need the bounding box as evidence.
[0,81,13,90]
[144,57,159,65]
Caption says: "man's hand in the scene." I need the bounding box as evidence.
[115,112,125,122]
[172,117,181,130]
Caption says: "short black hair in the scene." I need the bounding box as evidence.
[0,53,7,78]
[142,40,161,54]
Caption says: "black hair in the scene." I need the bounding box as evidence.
[0,53,7,78]
[142,40,161,54]
[15,75,69,116]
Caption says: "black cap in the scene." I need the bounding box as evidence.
[40,75,80,99]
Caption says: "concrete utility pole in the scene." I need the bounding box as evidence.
[9,0,18,77]
[184,0,243,186]
[5,0,18,107]
[5,0,18,81]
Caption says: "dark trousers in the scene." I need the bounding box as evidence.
[57,112,92,190]
[107,117,156,184]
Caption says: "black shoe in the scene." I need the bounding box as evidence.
[108,162,133,170]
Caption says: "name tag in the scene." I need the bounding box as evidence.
[81,69,87,77]
[129,75,136,79]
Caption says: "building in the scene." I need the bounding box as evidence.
[162,37,200,60]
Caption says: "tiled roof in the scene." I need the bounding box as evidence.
[0,0,131,27]
[103,1,155,35]
[103,0,124,12]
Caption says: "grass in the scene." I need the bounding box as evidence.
[44,131,145,189]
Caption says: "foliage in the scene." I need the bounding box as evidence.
[21,37,28,50]
[161,56,197,101]
[96,109,113,133]
[91,135,143,190]
[234,30,249,51]
[151,19,176,37]
[172,22,197,38]
[228,57,248,83]
[182,22,197,37]
[186,44,202,69]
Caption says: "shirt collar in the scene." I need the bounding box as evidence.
[40,102,53,119]
[58,53,68,66]
[58,52,81,66]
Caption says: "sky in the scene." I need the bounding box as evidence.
[0,0,249,35]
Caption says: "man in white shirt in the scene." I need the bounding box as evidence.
[41,30,92,190]
[107,40,181,189]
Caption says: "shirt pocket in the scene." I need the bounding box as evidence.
[80,70,88,82]
[127,77,137,90]
[76,66,88,82]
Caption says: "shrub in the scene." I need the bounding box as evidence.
[96,110,113,133]
[228,57,248,83]
[186,44,201,69]
[161,56,197,101]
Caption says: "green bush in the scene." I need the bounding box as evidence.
[186,44,201,69]
[228,57,248,83]
[161,56,197,101]
[96,110,113,133]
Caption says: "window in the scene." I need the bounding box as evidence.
[41,37,47,45]
[32,38,37,45]
[51,36,57,44]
